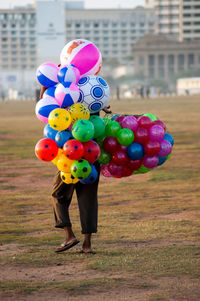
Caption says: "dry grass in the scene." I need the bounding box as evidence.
[0,96,200,301]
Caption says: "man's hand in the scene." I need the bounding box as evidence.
[102,105,112,114]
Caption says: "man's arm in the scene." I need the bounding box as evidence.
[102,105,112,114]
[39,86,47,100]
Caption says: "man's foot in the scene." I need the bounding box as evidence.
[81,239,95,254]
[55,238,79,253]
[80,249,96,254]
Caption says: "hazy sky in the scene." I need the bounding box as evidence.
[0,0,145,9]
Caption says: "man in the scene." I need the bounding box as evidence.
[40,86,111,254]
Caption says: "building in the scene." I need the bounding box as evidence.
[177,77,200,95]
[145,0,200,41]
[133,34,200,84]
[0,1,157,98]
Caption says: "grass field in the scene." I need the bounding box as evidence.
[0,96,200,301]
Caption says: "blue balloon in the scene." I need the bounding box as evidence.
[164,133,174,146]
[80,164,98,184]
[157,156,167,166]
[44,86,56,98]
[55,130,73,148]
[111,114,120,121]
[43,124,58,140]
[127,143,144,160]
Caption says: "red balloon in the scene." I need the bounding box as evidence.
[144,140,160,156]
[121,166,134,177]
[63,139,84,160]
[103,137,119,154]
[35,138,58,161]
[112,151,129,166]
[83,140,101,163]
[138,116,152,129]
[117,144,127,152]
[153,120,166,131]
[129,159,142,170]
[134,115,141,120]
[108,161,123,176]
[134,127,149,145]
[115,116,125,124]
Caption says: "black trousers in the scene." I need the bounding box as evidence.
[52,164,100,234]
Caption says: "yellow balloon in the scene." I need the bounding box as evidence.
[57,154,74,173]
[52,148,63,165]
[68,103,90,124]
[48,108,72,131]
[60,171,79,184]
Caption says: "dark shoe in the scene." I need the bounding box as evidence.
[55,239,80,253]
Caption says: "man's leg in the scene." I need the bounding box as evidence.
[52,171,79,251]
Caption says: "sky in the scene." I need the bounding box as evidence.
[0,0,145,9]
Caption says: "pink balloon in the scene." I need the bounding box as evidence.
[143,155,159,168]
[149,125,165,142]
[158,140,172,157]
[153,120,166,131]
[121,116,138,132]
[100,164,112,177]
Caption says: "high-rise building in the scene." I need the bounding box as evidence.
[0,1,157,97]
[145,0,200,40]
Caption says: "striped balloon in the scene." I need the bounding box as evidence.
[60,39,102,78]
[55,82,80,108]
[43,86,56,98]
[35,96,60,123]
[58,64,80,84]
[36,62,59,87]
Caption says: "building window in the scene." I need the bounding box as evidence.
[188,54,194,68]
[94,23,99,27]
[168,54,174,74]
[75,23,81,28]
[139,56,144,65]
[178,54,184,71]
[148,55,155,77]
[158,55,165,77]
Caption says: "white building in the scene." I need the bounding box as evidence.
[0,1,156,98]
[177,77,200,95]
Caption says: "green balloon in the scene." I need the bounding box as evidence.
[72,119,94,142]
[95,135,105,147]
[98,149,112,164]
[116,128,134,146]
[105,121,121,137]
[103,118,112,127]
[89,115,105,138]
[71,159,91,180]
[143,113,158,121]
[166,153,172,160]
[133,164,151,174]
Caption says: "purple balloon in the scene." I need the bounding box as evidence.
[100,164,112,177]
[121,116,138,132]
[149,125,165,142]
[158,140,172,157]
[143,155,159,168]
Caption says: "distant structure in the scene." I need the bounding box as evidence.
[177,77,200,95]
[0,1,156,98]
[133,34,200,83]
[145,0,200,41]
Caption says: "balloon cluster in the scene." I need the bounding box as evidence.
[35,39,110,184]
[98,113,174,178]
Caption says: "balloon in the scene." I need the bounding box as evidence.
[35,96,60,123]
[105,121,121,137]
[35,138,58,161]
[83,140,101,163]
[98,149,112,164]
[129,159,142,170]
[121,166,134,177]
[143,113,157,121]
[43,124,58,140]
[103,118,112,127]
[72,119,94,142]
[48,108,72,131]
[144,140,160,156]
[36,62,59,87]
[166,153,172,159]
[127,143,144,160]
[57,154,75,173]
[157,156,167,166]
[100,164,112,177]
[164,133,174,146]
[55,82,80,108]
[107,161,123,177]
[68,103,90,124]
[137,116,152,129]
[80,164,98,184]
[115,115,125,124]
[143,155,159,168]
[121,116,138,132]
[112,151,129,166]
[43,86,56,98]
[60,171,79,184]
[55,130,73,148]
[158,140,172,157]
[63,139,84,160]
[117,144,127,152]
[89,115,105,138]
[153,120,166,131]
[57,64,80,84]
[103,137,119,154]
[134,164,151,174]
[94,135,106,147]
[52,148,63,165]
[71,159,92,180]
[111,114,120,121]
[134,127,149,145]
[116,129,134,146]
[149,125,165,142]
